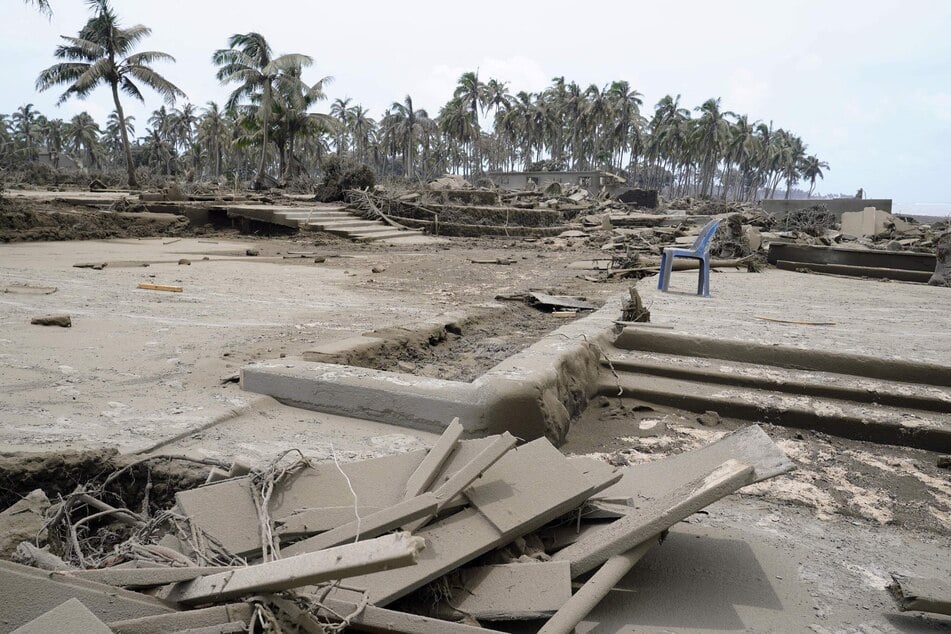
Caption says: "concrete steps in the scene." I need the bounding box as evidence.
[601,349,951,452]
[270,207,434,243]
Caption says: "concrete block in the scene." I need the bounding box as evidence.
[841,207,911,238]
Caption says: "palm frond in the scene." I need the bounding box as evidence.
[123,65,186,104]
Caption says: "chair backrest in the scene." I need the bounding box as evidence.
[691,218,722,253]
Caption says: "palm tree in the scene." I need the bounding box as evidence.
[390,95,429,179]
[272,63,334,180]
[102,110,133,166]
[801,154,828,198]
[198,102,228,179]
[329,97,353,156]
[12,104,40,162]
[40,118,65,167]
[36,0,184,187]
[213,32,312,189]
[453,71,485,174]
[66,112,101,168]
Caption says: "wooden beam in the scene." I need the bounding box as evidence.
[283,494,438,556]
[136,283,183,292]
[554,460,754,577]
[404,418,464,499]
[163,533,424,605]
[538,540,655,634]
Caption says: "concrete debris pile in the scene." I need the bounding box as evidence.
[350,176,660,238]
[1,423,793,633]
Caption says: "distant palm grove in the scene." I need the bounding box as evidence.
[6,0,829,200]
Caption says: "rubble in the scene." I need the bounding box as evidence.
[29,314,71,327]
[0,423,792,631]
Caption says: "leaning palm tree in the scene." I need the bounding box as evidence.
[801,154,829,198]
[213,32,312,189]
[36,0,185,187]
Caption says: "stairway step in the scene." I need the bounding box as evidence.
[600,370,950,452]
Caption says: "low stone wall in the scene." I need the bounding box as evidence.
[763,198,892,219]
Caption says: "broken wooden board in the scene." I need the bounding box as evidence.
[404,418,464,499]
[275,505,383,539]
[176,449,426,556]
[889,574,951,616]
[137,283,183,292]
[316,598,506,633]
[591,424,793,506]
[527,292,597,311]
[465,438,617,536]
[283,493,438,557]
[0,560,175,631]
[108,604,253,634]
[554,459,755,577]
[329,438,609,606]
[163,533,424,605]
[428,433,516,510]
[11,598,112,634]
[538,541,654,634]
[68,565,236,588]
[449,562,572,621]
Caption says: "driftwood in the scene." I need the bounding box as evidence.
[607,254,754,278]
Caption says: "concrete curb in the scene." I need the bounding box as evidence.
[614,327,951,387]
[241,295,624,444]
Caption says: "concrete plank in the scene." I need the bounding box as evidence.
[554,460,755,577]
[592,425,793,505]
[109,604,252,634]
[451,562,572,620]
[0,560,175,631]
[163,533,424,605]
[11,598,112,634]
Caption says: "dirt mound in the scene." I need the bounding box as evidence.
[0,197,190,243]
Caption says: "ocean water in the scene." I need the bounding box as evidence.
[894,202,951,218]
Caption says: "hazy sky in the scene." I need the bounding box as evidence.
[3,0,950,210]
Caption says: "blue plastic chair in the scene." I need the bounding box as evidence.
[657,218,722,297]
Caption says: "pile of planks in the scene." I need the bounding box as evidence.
[1,423,793,633]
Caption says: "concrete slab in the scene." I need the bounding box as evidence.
[0,560,175,631]
[108,604,253,634]
[11,598,112,634]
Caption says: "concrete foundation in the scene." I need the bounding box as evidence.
[241,295,624,444]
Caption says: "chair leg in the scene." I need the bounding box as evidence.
[657,253,667,290]
[697,261,704,295]
[661,253,674,291]
[701,259,711,297]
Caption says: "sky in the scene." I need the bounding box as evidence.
[3,0,950,213]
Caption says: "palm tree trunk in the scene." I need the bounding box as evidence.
[256,83,271,188]
[111,81,138,188]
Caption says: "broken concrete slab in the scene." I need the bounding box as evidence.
[449,562,572,620]
[11,598,112,634]
[108,604,253,634]
[275,505,384,539]
[841,207,912,238]
[163,533,424,605]
[889,574,951,616]
[0,489,50,558]
[305,597,505,633]
[0,560,175,631]
[554,459,755,577]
